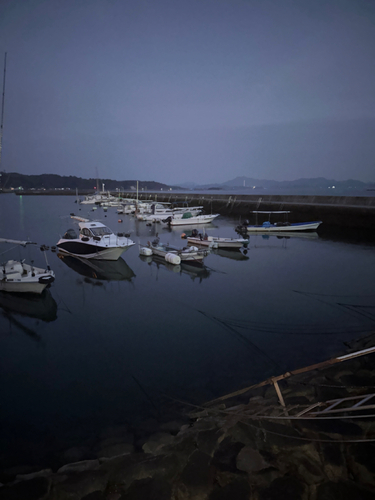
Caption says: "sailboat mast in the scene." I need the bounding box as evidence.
[0,52,7,171]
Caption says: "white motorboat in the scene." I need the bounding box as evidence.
[163,213,220,226]
[56,216,135,260]
[0,239,55,294]
[139,235,208,265]
[185,230,248,249]
[238,211,322,233]
[137,204,203,222]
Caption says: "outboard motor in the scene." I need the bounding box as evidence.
[63,228,78,239]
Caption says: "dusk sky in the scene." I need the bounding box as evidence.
[0,0,375,185]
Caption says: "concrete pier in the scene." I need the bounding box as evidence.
[121,192,375,230]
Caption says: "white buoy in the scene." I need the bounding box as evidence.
[139,246,153,256]
[165,253,181,265]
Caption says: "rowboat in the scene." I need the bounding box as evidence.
[239,211,322,233]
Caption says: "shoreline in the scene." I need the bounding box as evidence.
[1,332,375,499]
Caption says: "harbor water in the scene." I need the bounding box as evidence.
[0,193,374,470]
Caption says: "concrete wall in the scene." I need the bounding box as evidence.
[123,192,375,229]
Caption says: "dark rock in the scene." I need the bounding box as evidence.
[208,477,251,500]
[349,443,375,473]
[196,428,225,457]
[177,450,215,499]
[236,446,270,473]
[319,443,345,467]
[316,480,375,500]
[0,476,51,500]
[212,437,244,473]
[120,476,172,500]
[81,491,107,500]
[50,468,109,499]
[259,475,306,500]
[102,453,184,490]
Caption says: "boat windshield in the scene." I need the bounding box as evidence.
[90,226,112,237]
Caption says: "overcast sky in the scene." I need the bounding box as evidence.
[0,0,374,185]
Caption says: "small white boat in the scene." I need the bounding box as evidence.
[163,213,220,226]
[239,211,322,233]
[185,230,248,249]
[140,235,208,265]
[0,239,55,294]
[56,216,135,260]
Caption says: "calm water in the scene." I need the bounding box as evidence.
[1,194,375,467]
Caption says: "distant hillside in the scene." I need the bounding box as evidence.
[0,173,181,192]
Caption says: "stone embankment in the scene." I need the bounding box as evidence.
[1,334,375,499]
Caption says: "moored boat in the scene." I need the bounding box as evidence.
[56,216,135,260]
[0,239,55,294]
[163,213,220,226]
[185,229,248,249]
[238,211,322,233]
[140,235,208,265]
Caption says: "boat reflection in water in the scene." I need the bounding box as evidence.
[211,248,249,261]
[0,289,58,323]
[58,253,135,282]
[0,289,58,341]
[139,254,211,282]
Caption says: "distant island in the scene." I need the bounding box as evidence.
[0,172,374,194]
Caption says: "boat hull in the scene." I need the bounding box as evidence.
[187,236,248,249]
[150,246,206,263]
[0,263,55,294]
[168,214,220,226]
[245,221,322,232]
[56,239,134,260]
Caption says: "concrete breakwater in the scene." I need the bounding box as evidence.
[11,190,375,229]
[116,192,375,230]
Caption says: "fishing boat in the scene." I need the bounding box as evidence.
[139,235,208,265]
[163,212,220,226]
[0,239,55,294]
[56,216,135,260]
[239,211,322,233]
[184,229,248,249]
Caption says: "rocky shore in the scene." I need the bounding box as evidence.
[1,333,375,500]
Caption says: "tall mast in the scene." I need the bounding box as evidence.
[0,52,7,171]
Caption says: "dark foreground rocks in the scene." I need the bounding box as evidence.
[1,336,375,499]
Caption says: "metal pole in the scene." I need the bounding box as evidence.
[0,52,7,172]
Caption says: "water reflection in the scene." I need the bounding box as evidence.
[211,248,249,261]
[0,289,57,322]
[57,253,135,282]
[0,289,57,341]
[139,254,211,282]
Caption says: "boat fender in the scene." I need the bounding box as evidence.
[189,246,199,252]
[165,253,181,265]
[140,247,153,256]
